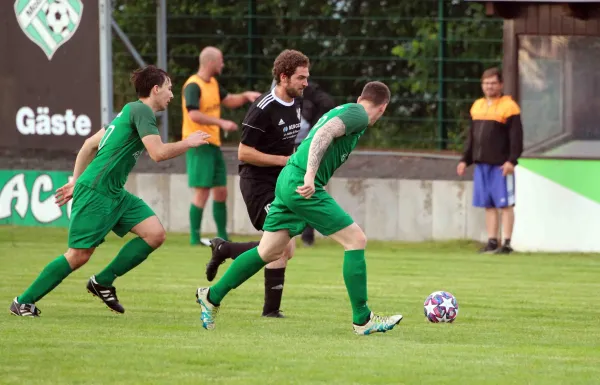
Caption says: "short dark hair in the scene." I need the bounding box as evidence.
[272,50,310,84]
[481,67,503,83]
[130,65,170,97]
[360,81,390,106]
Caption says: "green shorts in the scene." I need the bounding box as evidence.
[68,184,155,249]
[186,144,227,188]
[263,166,354,237]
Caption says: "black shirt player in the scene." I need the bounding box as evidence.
[237,89,302,229]
[204,49,310,319]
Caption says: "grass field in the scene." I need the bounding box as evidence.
[1,226,600,385]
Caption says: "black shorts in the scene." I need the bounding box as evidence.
[239,176,276,231]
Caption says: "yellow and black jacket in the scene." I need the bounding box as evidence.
[461,95,524,166]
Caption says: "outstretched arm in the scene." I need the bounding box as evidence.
[297,117,346,198]
[142,132,210,163]
[222,91,261,109]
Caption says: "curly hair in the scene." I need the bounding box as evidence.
[272,49,310,84]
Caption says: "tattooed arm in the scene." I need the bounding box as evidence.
[296,117,347,199]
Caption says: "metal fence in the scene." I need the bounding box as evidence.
[110,0,503,151]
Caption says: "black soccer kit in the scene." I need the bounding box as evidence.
[238,89,303,230]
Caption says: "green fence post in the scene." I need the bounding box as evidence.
[437,0,448,150]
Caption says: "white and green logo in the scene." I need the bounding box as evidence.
[14,0,83,60]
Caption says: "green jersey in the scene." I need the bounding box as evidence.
[289,103,369,187]
[77,101,159,197]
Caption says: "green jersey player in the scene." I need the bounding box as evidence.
[10,65,210,317]
[195,81,404,335]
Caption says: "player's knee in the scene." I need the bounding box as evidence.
[282,243,295,260]
[213,186,227,201]
[64,248,94,270]
[258,243,286,263]
[347,229,367,250]
[502,205,514,213]
[192,188,210,207]
[145,228,166,249]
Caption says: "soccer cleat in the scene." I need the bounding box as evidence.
[478,242,498,254]
[352,312,403,336]
[205,237,229,282]
[86,276,125,314]
[301,227,315,247]
[196,287,220,330]
[199,238,212,247]
[262,310,285,318]
[9,297,41,317]
[494,244,513,254]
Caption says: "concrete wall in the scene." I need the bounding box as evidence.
[125,173,488,242]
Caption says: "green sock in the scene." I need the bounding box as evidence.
[95,237,155,287]
[190,204,203,244]
[343,249,371,325]
[213,201,229,241]
[209,247,266,305]
[18,255,72,304]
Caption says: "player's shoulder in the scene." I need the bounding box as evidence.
[337,103,367,117]
[243,93,272,123]
[128,100,151,112]
[471,97,486,109]
[244,92,272,117]
[252,91,277,110]
[128,100,154,119]
[183,74,199,86]
[499,95,521,115]
[470,98,486,114]
[344,103,363,111]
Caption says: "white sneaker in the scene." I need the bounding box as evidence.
[352,312,403,335]
[196,287,220,330]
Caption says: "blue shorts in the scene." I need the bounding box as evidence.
[473,163,515,208]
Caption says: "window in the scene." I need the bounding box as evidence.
[519,35,600,158]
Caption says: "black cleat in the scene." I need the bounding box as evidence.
[9,297,41,317]
[494,245,514,254]
[206,237,229,282]
[86,276,125,314]
[262,310,285,318]
[478,242,498,254]
[301,227,315,247]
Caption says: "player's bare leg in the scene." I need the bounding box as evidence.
[190,187,210,245]
[329,223,403,335]
[88,216,165,314]
[481,208,500,253]
[196,230,290,330]
[495,206,514,254]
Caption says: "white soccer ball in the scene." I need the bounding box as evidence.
[424,291,459,323]
[45,1,71,35]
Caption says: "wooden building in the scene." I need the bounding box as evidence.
[467,0,600,157]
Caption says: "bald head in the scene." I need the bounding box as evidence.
[200,46,221,65]
[198,46,224,76]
